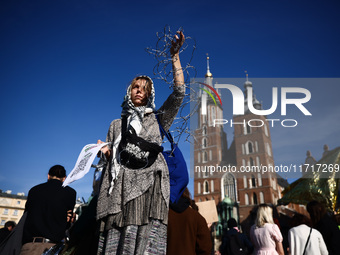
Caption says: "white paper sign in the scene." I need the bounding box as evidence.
[62,143,110,187]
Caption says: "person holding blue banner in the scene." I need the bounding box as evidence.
[96,31,186,254]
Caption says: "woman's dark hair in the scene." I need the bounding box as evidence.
[307,200,327,226]
[182,187,198,211]
[290,213,311,228]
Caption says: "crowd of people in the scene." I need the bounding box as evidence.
[0,30,339,255]
[218,202,340,255]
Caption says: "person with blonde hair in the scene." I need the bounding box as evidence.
[250,204,284,255]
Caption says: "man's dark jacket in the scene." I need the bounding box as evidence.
[22,179,76,244]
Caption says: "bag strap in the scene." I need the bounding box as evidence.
[155,113,175,150]
[302,227,312,255]
[121,116,128,140]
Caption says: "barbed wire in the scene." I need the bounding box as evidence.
[145,25,201,145]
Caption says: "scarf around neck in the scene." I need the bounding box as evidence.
[108,75,156,194]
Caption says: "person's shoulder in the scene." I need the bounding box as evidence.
[64,186,76,195]
[111,119,121,125]
[29,182,47,192]
[311,227,323,237]
[190,208,207,224]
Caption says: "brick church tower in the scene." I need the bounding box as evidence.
[233,75,281,221]
[193,58,282,223]
[193,56,233,205]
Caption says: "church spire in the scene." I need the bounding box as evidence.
[205,53,213,78]
[243,71,262,113]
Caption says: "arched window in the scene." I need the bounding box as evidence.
[250,157,254,166]
[223,173,237,201]
[246,124,251,134]
[245,193,249,205]
[244,124,251,135]
[260,192,264,203]
[202,138,207,148]
[256,156,260,166]
[204,180,209,194]
[266,143,272,156]
[253,192,258,205]
[251,174,256,187]
[248,142,253,153]
[257,173,262,186]
[243,175,247,188]
[203,151,208,162]
[202,126,207,135]
[211,106,216,122]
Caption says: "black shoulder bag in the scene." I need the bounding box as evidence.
[118,116,163,169]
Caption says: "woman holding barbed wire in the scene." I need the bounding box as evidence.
[95,31,185,254]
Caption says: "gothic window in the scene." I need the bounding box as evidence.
[260,192,264,203]
[255,141,258,152]
[248,142,253,154]
[203,151,208,163]
[257,173,262,186]
[251,174,256,187]
[256,157,260,166]
[250,157,254,166]
[211,180,214,192]
[253,192,258,205]
[202,126,207,135]
[266,143,272,156]
[204,180,209,194]
[246,124,251,134]
[243,175,247,188]
[223,173,237,201]
[198,152,201,163]
[245,193,249,205]
[209,150,212,161]
[243,124,251,135]
[242,144,245,155]
[242,159,246,167]
[211,106,216,122]
[202,138,207,148]
[198,182,201,194]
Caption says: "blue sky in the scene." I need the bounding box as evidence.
[1,0,339,201]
